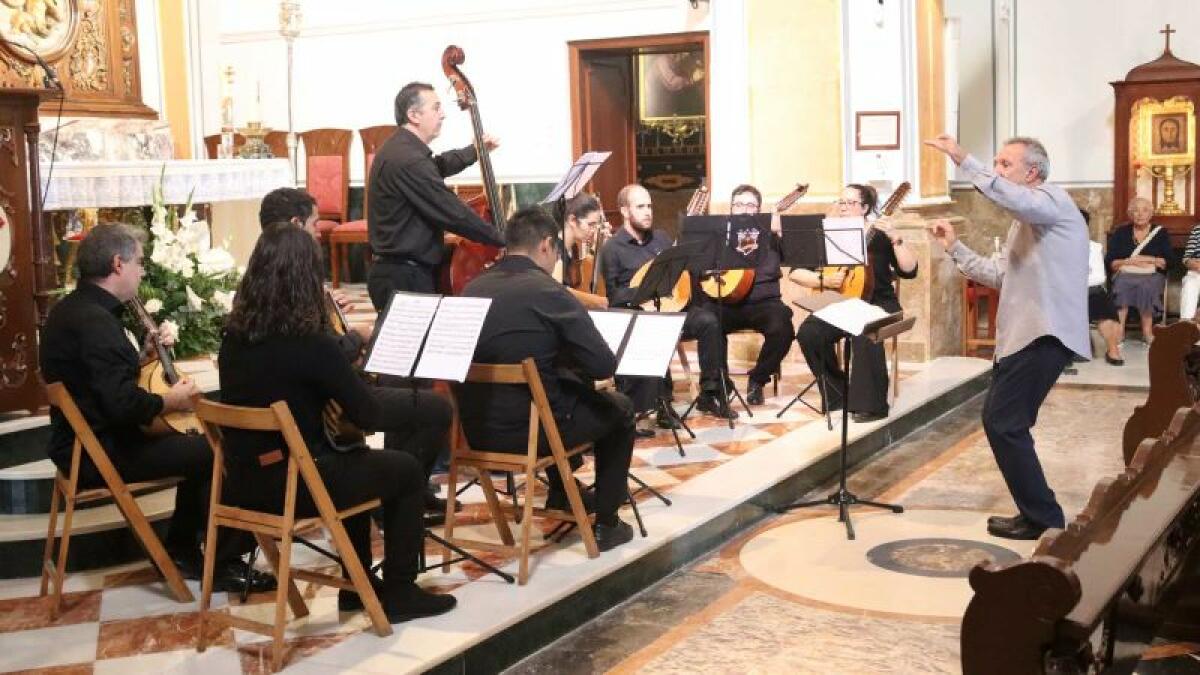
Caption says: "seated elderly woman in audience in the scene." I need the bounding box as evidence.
[1104,197,1174,344]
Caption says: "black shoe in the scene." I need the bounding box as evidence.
[852,411,888,423]
[169,549,204,579]
[634,427,655,439]
[656,411,681,429]
[545,484,596,514]
[383,582,457,623]
[210,560,278,594]
[987,517,1047,540]
[338,574,385,612]
[593,519,634,552]
[1071,354,1088,363]
[987,513,1025,529]
[1105,354,1125,366]
[746,382,765,406]
[696,392,738,420]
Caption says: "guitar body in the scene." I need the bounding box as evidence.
[699,269,755,303]
[137,360,202,436]
[819,264,873,300]
[629,259,691,312]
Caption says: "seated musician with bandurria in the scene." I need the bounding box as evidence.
[457,207,636,551]
[597,183,736,422]
[218,225,454,622]
[790,184,917,423]
[259,187,455,517]
[40,223,274,593]
[720,184,795,405]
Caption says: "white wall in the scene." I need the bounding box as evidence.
[194,0,748,187]
[841,0,909,190]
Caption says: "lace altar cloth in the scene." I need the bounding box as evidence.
[40,158,292,210]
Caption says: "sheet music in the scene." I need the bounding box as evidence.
[616,313,687,378]
[822,216,866,265]
[813,298,890,337]
[413,296,492,382]
[588,310,634,356]
[363,293,442,377]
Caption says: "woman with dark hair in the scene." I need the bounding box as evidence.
[218,225,455,623]
[1105,197,1174,344]
[789,183,918,423]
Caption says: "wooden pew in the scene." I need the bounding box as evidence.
[961,332,1200,674]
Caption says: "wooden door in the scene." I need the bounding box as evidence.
[577,54,636,224]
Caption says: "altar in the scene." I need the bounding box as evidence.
[41,158,292,267]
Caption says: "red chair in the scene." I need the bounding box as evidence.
[299,129,352,270]
[203,133,245,159]
[330,125,396,287]
[963,278,999,356]
[264,131,290,161]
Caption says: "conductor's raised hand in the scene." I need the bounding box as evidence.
[926,218,957,250]
[923,134,967,165]
[482,134,500,151]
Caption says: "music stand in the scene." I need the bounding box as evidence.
[541,151,611,287]
[776,306,909,540]
[777,215,835,425]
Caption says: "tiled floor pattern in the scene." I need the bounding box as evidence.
[0,284,930,674]
[509,384,1148,674]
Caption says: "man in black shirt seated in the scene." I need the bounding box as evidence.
[598,184,736,421]
[366,81,505,307]
[720,185,795,405]
[219,225,453,622]
[259,187,456,517]
[458,207,636,551]
[40,223,274,592]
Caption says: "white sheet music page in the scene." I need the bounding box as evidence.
[412,296,492,382]
[588,310,634,356]
[813,298,890,337]
[616,313,687,377]
[822,216,866,265]
[363,292,441,377]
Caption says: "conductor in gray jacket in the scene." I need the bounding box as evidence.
[925,134,1089,540]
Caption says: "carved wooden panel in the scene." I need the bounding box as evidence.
[0,0,154,119]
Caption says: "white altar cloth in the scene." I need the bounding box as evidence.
[40,158,291,211]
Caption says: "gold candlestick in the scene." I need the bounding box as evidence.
[236,121,273,159]
[1149,163,1192,215]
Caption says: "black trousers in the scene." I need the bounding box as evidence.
[224,448,425,587]
[983,336,1071,529]
[74,433,216,557]
[370,384,451,479]
[367,261,436,312]
[720,298,794,386]
[795,315,889,415]
[476,389,636,521]
[618,304,728,412]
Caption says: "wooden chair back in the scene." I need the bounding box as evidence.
[358,124,396,221]
[40,382,193,616]
[299,128,353,222]
[203,133,245,159]
[193,398,390,671]
[263,131,289,160]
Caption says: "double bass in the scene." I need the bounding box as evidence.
[129,298,202,436]
[443,45,506,295]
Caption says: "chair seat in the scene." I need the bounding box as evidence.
[333,220,367,233]
[330,220,368,244]
[314,219,339,235]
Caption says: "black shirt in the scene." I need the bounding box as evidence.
[218,332,380,462]
[745,232,784,304]
[849,231,918,313]
[598,228,673,307]
[40,282,164,467]
[367,127,505,265]
[456,255,616,444]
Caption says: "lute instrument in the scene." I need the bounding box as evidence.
[443,45,507,295]
[699,183,809,304]
[129,298,202,436]
[323,289,368,448]
[626,184,706,312]
[820,181,911,301]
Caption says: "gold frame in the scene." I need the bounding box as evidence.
[637,51,705,123]
[1133,96,1196,164]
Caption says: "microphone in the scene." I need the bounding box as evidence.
[5,42,62,90]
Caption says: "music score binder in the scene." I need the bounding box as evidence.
[587,309,687,378]
[363,291,492,382]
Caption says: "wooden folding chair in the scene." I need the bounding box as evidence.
[40,382,193,619]
[442,358,599,585]
[193,399,390,672]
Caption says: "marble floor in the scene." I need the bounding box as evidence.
[509,378,1157,674]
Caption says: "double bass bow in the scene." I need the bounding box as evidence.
[129,298,202,436]
[443,45,506,295]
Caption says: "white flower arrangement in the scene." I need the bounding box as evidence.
[130,167,241,358]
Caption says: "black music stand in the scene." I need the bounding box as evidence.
[775,304,909,540]
[541,152,610,287]
[674,215,766,427]
[776,215,835,426]
[628,246,702,454]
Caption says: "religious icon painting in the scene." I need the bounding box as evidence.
[1152,112,1188,155]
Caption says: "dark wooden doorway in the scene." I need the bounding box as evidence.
[568,32,710,228]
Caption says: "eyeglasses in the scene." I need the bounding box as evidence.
[731,201,760,209]
[835,199,864,207]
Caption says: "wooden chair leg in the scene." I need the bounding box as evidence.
[110,488,193,603]
[197,515,221,653]
[39,478,62,599]
[330,242,341,289]
[48,489,77,619]
[557,454,599,559]
[327,519,391,637]
[517,464,537,586]
[676,344,698,400]
[270,529,295,673]
[890,335,900,401]
[254,533,308,620]
[476,468,515,546]
[441,458,460,572]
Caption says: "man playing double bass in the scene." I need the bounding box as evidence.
[366,81,505,309]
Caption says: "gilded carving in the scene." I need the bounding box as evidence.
[0,127,14,167]
[0,0,80,63]
[0,331,30,388]
[68,0,106,92]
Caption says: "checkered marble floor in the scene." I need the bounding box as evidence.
[0,284,928,674]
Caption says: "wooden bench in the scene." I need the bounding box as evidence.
[961,331,1200,674]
